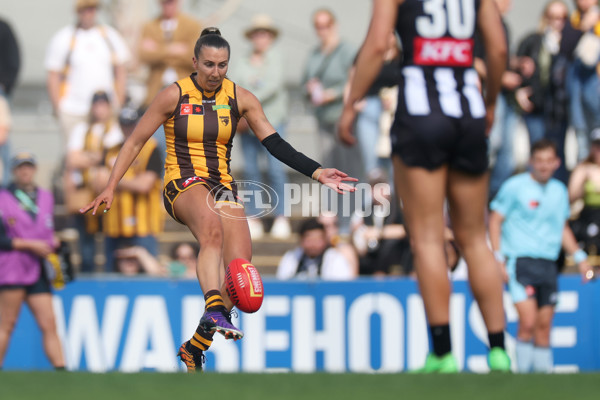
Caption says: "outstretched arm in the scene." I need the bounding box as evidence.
[80,84,179,215]
[237,85,357,194]
[338,0,399,146]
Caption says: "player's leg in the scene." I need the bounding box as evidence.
[532,304,556,373]
[219,201,252,300]
[514,299,537,373]
[393,156,457,372]
[26,293,65,369]
[173,184,240,372]
[0,288,26,368]
[446,168,510,371]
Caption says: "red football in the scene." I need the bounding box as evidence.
[225,258,264,313]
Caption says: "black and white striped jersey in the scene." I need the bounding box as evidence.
[395,0,485,120]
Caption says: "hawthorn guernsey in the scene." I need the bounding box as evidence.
[225,259,264,313]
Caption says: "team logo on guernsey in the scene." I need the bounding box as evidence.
[180,104,204,115]
[413,37,474,67]
[182,176,205,188]
[219,115,230,126]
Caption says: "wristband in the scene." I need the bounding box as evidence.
[493,250,506,263]
[573,249,588,264]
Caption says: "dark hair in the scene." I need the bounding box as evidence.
[170,242,200,260]
[530,138,558,157]
[194,27,230,59]
[299,218,325,237]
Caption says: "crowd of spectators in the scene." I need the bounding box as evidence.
[2,0,600,280]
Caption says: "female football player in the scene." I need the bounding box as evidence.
[82,27,356,372]
[339,0,510,372]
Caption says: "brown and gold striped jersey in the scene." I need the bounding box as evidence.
[103,139,164,238]
[163,73,240,190]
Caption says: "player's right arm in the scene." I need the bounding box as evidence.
[477,0,507,134]
[80,84,179,215]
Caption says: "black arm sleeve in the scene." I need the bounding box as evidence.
[261,133,321,178]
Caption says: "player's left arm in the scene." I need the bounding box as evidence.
[237,85,357,193]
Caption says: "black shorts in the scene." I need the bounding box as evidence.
[0,262,52,295]
[163,176,243,224]
[514,257,558,307]
[390,112,488,174]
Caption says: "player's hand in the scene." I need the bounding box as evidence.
[80,188,114,216]
[317,168,358,194]
[579,260,594,283]
[498,261,509,284]
[338,106,357,146]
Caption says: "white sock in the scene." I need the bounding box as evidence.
[532,346,553,373]
[515,340,534,373]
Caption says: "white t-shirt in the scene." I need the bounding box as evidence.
[276,247,354,281]
[45,25,130,116]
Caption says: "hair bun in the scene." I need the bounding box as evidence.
[201,27,221,37]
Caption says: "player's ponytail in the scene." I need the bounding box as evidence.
[194,27,230,59]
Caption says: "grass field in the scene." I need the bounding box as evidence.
[1,372,599,400]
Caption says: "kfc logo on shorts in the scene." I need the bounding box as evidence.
[180,104,204,115]
[413,37,473,67]
[182,176,205,188]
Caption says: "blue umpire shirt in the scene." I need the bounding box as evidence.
[490,172,570,260]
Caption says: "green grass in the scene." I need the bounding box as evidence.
[1,372,599,400]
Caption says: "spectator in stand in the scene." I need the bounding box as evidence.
[95,105,163,272]
[138,0,201,163]
[113,242,200,278]
[302,8,358,232]
[65,91,124,272]
[232,14,291,240]
[113,244,164,277]
[344,32,401,176]
[0,152,65,370]
[515,1,570,184]
[45,0,130,147]
[317,211,359,277]
[277,217,355,280]
[561,0,600,161]
[568,128,600,256]
[351,169,411,276]
[138,0,201,110]
[0,17,20,186]
[167,242,199,279]
[476,0,522,198]
[489,139,593,373]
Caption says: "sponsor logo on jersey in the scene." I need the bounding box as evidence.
[212,105,231,111]
[180,104,204,115]
[413,37,473,67]
[529,199,540,209]
[182,176,205,188]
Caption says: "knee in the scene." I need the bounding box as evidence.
[518,319,536,340]
[0,317,19,335]
[199,224,224,249]
[37,317,58,334]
